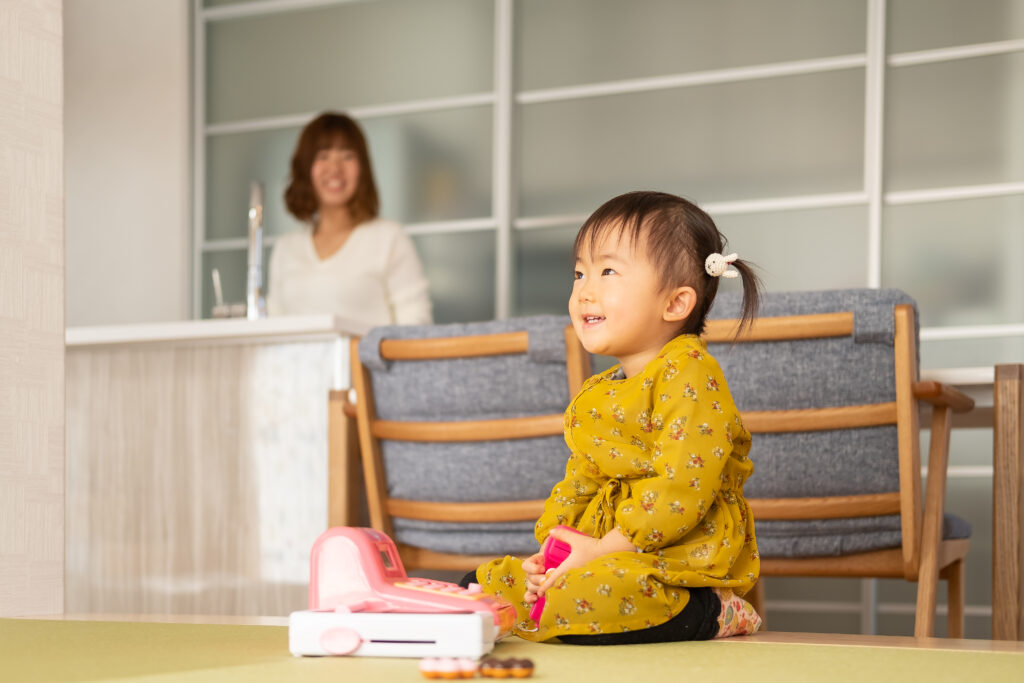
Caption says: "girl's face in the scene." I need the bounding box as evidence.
[570,226,683,378]
[310,141,361,212]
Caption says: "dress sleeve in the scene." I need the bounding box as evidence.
[613,356,740,552]
[385,226,433,325]
[534,449,602,544]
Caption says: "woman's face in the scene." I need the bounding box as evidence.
[310,141,361,211]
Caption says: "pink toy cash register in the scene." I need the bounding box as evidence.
[289,527,516,658]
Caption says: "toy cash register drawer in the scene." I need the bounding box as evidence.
[290,527,516,658]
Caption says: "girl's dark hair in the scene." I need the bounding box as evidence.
[573,191,761,337]
[284,112,379,224]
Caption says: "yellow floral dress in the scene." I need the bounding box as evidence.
[475,334,759,641]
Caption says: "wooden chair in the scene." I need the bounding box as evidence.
[347,316,590,571]
[705,289,974,638]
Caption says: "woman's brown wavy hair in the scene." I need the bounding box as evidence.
[284,112,379,225]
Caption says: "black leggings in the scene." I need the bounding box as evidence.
[458,571,720,645]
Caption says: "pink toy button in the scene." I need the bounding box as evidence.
[465,583,483,594]
[320,626,362,655]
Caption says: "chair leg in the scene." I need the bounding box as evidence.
[944,559,965,639]
[914,566,939,638]
[328,390,362,528]
[747,579,766,628]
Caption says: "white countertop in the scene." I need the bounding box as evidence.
[920,366,994,387]
[65,314,369,348]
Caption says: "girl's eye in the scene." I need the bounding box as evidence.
[602,268,617,276]
[573,271,583,281]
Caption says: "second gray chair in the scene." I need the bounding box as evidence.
[705,288,973,638]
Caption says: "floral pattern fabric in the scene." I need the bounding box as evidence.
[476,334,760,641]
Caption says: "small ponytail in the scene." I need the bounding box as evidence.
[730,258,763,339]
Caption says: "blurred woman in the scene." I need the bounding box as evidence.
[267,112,432,328]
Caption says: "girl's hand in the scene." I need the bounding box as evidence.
[521,551,546,604]
[535,527,635,597]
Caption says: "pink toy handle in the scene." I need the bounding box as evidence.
[528,526,588,624]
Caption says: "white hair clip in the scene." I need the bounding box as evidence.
[705,252,739,279]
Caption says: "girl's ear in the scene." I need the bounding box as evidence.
[664,286,697,323]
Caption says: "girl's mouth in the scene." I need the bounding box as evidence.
[582,315,605,325]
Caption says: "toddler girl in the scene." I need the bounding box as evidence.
[468,190,763,644]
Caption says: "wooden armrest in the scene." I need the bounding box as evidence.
[912,381,975,413]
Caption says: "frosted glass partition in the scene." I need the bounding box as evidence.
[205,106,493,242]
[206,127,306,241]
[882,195,1024,327]
[205,0,493,124]
[885,53,1024,191]
[713,205,869,292]
[516,0,866,91]
[411,230,496,324]
[921,336,1024,370]
[512,206,869,315]
[888,0,1024,52]
[517,69,865,217]
[360,107,494,224]
[200,246,272,319]
[513,223,576,317]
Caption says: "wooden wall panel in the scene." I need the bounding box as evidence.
[0,0,65,617]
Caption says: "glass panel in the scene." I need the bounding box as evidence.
[924,426,993,477]
[512,206,870,316]
[200,246,271,319]
[713,205,870,294]
[517,0,867,91]
[206,107,492,240]
[205,127,306,241]
[888,0,1024,53]
[885,53,1024,191]
[362,107,493,224]
[411,230,495,324]
[517,69,865,217]
[753,602,864,634]
[881,195,1024,327]
[513,224,576,317]
[879,612,990,640]
[205,0,493,124]
[754,576,863,604]
[921,336,1024,370]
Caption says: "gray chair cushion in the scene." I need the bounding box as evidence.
[706,288,970,558]
[755,513,971,557]
[358,315,579,556]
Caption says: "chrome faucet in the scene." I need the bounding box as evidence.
[246,181,267,319]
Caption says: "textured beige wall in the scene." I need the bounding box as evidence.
[0,0,65,617]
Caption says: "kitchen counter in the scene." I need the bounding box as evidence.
[65,316,364,617]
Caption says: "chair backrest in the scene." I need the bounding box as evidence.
[705,288,924,575]
[350,315,590,568]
